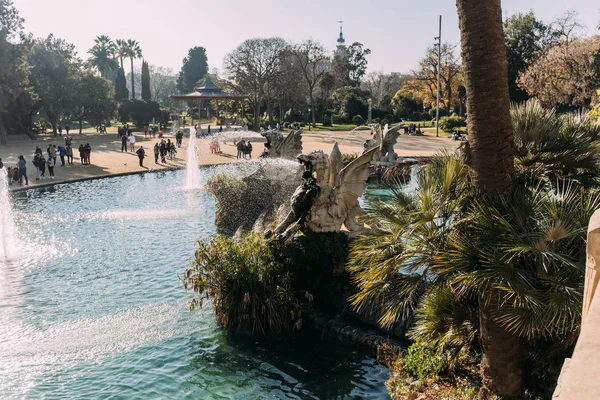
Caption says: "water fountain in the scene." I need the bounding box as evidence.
[0,169,16,260]
[183,127,202,190]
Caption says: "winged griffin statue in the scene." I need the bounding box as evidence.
[260,129,303,159]
[275,124,402,238]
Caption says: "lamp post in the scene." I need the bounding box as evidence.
[435,15,442,137]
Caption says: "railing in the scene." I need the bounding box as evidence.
[553,209,600,399]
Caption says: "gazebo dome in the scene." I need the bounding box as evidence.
[170,76,247,101]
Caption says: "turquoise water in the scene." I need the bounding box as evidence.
[0,170,389,399]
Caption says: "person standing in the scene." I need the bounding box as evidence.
[78,144,85,165]
[85,143,92,165]
[32,153,41,180]
[207,125,211,135]
[246,141,253,159]
[65,144,73,165]
[48,145,57,166]
[64,134,72,147]
[57,145,66,166]
[128,133,136,152]
[121,133,128,152]
[144,125,148,137]
[58,125,63,135]
[236,140,244,159]
[17,155,28,185]
[47,156,55,179]
[153,143,160,164]
[65,124,70,135]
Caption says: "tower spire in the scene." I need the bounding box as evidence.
[337,20,345,44]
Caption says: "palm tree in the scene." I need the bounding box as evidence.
[348,155,600,398]
[87,35,118,79]
[115,39,127,70]
[456,0,519,397]
[123,39,142,99]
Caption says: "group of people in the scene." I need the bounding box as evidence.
[153,139,177,164]
[121,132,137,152]
[235,140,253,159]
[0,156,28,186]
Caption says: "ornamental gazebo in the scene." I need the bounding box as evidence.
[170,77,247,126]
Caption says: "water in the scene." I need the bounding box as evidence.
[0,170,389,399]
[0,168,16,260]
[184,128,202,189]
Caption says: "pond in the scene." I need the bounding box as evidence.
[0,169,389,399]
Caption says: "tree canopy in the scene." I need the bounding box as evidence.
[176,46,208,94]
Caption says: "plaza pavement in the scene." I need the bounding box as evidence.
[0,125,460,190]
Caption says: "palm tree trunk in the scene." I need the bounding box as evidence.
[456,0,521,398]
[130,57,135,99]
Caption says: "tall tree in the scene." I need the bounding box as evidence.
[176,46,208,94]
[70,71,115,133]
[224,38,288,130]
[457,0,519,399]
[504,12,555,102]
[115,39,127,69]
[86,35,118,79]
[123,39,142,99]
[114,67,128,100]
[28,34,80,133]
[333,42,371,87]
[141,60,151,101]
[149,65,176,106]
[0,0,31,144]
[291,40,328,127]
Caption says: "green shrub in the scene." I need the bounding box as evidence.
[322,115,332,127]
[403,341,451,382]
[352,115,365,125]
[438,114,466,132]
[341,152,359,166]
[182,234,305,334]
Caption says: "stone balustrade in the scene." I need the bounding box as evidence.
[553,209,600,399]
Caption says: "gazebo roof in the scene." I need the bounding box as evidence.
[171,76,247,101]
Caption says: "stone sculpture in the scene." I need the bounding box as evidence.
[260,129,303,159]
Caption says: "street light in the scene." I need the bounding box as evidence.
[435,15,442,137]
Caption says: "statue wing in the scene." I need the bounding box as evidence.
[278,129,303,159]
[332,146,378,207]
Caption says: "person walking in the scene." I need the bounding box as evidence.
[128,133,136,152]
[17,155,28,185]
[39,155,46,178]
[121,133,128,152]
[136,146,146,167]
[65,124,70,135]
[153,143,159,164]
[65,144,73,166]
[47,156,55,179]
[144,125,148,137]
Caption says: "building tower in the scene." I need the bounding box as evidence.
[334,21,347,58]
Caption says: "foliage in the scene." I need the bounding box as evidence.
[141,61,151,101]
[322,114,332,126]
[504,11,556,103]
[27,34,80,132]
[114,67,128,100]
[118,99,160,126]
[86,35,118,79]
[511,99,600,185]
[149,65,176,106]
[176,46,208,94]
[70,71,115,132]
[182,234,305,334]
[438,113,466,132]
[291,40,329,126]
[352,114,364,125]
[391,91,423,118]
[330,86,369,123]
[333,42,371,87]
[518,36,600,108]
[403,43,463,110]
[123,39,142,99]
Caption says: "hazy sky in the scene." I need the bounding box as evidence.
[12,0,600,77]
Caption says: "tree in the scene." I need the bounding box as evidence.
[149,65,176,106]
[405,43,463,111]
[390,90,423,118]
[0,0,32,144]
[333,42,371,87]
[114,67,128,101]
[115,39,127,70]
[87,35,118,79]
[28,34,80,133]
[224,38,288,130]
[123,39,142,99]
[291,40,329,127]
[70,71,115,133]
[457,0,520,397]
[518,36,600,108]
[141,60,151,101]
[504,12,555,102]
[176,46,208,94]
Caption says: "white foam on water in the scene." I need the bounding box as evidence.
[0,168,17,261]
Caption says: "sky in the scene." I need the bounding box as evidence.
[11,0,600,77]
